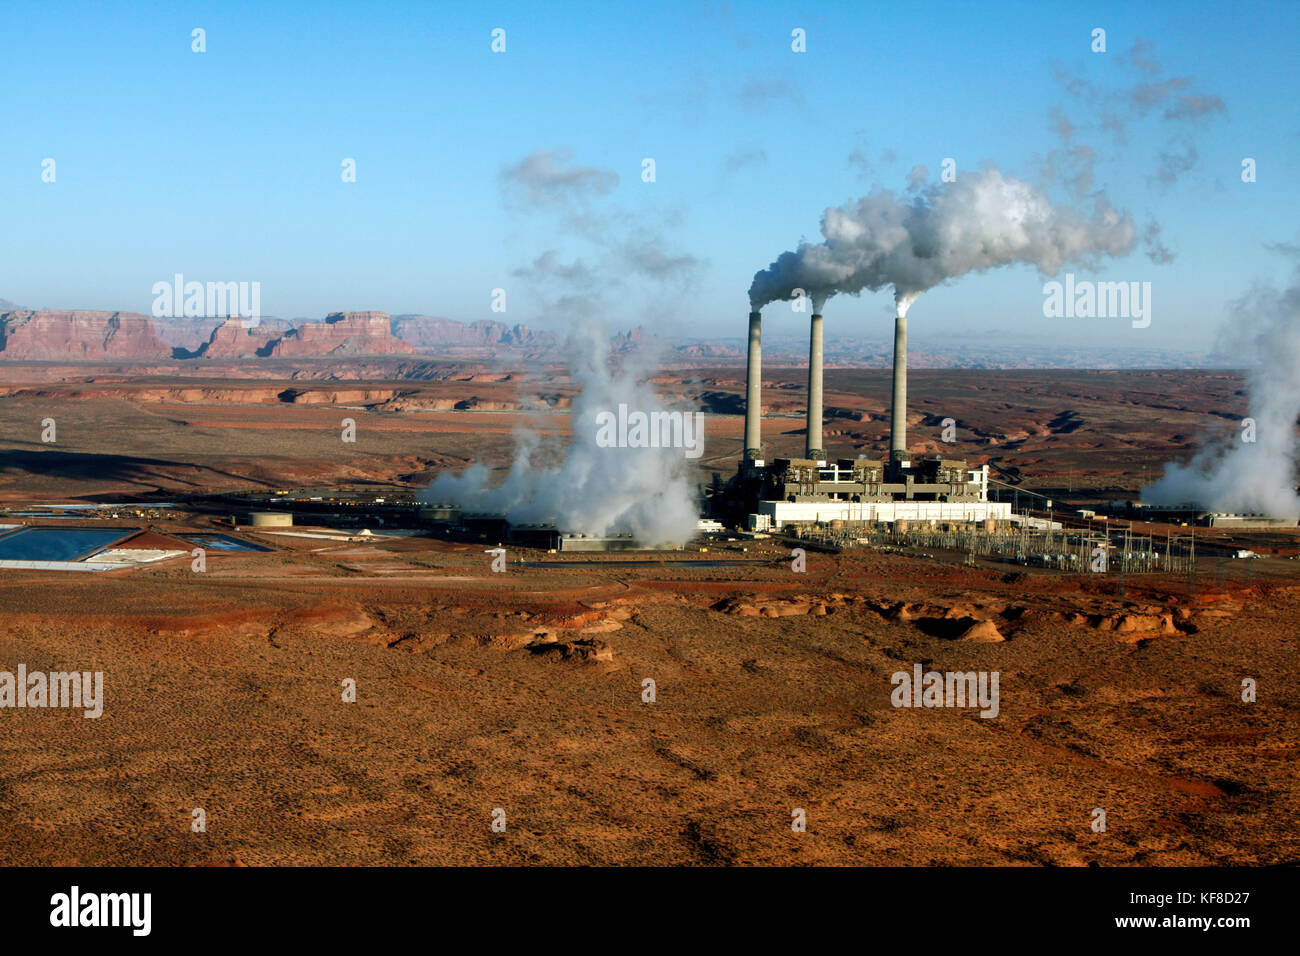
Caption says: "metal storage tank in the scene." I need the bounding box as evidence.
[249,511,293,527]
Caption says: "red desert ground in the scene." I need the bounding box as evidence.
[0,308,1296,865]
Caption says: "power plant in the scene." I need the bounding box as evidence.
[727,307,1015,532]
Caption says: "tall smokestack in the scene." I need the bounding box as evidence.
[744,310,763,459]
[805,313,825,461]
[890,312,907,463]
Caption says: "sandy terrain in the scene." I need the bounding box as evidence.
[0,367,1250,501]
[0,364,1296,865]
[0,536,1295,865]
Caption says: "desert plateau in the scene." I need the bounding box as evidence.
[0,354,1296,866]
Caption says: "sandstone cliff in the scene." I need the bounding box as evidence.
[0,309,416,361]
[196,318,281,359]
[390,315,558,351]
[269,312,413,358]
[0,310,173,360]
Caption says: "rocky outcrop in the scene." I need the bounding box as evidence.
[525,635,615,664]
[0,310,415,361]
[0,310,173,360]
[1094,610,1182,643]
[155,316,293,353]
[195,318,281,358]
[269,312,413,358]
[177,314,408,359]
[957,619,1006,643]
[390,315,558,351]
[713,596,830,618]
[0,307,724,365]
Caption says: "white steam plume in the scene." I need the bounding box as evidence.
[749,167,1136,316]
[421,321,699,546]
[1144,266,1300,520]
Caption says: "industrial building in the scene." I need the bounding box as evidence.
[413,304,1019,546]
[728,308,1013,530]
[419,513,646,552]
[1116,501,1298,529]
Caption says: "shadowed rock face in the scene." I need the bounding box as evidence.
[197,318,280,359]
[269,312,413,357]
[0,311,172,360]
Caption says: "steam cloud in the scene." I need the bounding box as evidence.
[421,322,699,546]
[500,147,699,324]
[1144,265,1300,520]
[748,167,1136,318]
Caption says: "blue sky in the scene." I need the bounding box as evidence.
[1,0,1296,354]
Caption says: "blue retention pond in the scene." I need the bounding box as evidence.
[0,527,136,562]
